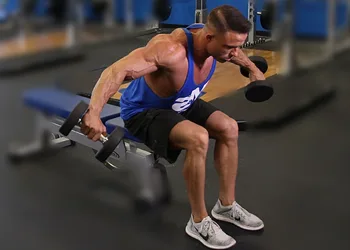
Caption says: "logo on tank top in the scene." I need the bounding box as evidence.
[172,82,208,112]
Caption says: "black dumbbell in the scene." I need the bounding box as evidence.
[240,56,268,77]
[260,1,275,30]
[153,0,172,21]
[240,56,274,102]
[59,101,124,163]
[245,80,274,103]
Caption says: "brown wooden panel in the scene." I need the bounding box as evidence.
[0,30,71,59]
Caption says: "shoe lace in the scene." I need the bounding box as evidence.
[202,219,221,237]
[233,203,249,219]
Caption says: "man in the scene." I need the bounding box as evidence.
[82,5,265,249]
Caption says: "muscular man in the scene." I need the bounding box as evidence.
[82,5,265,249]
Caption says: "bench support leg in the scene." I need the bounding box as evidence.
[126,145,172,212]
[7,113,74,163]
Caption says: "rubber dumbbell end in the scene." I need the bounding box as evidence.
[245,80,274,102]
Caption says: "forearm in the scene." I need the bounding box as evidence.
[88,65,126,115]
[230,49,260,73]
[242,59,259,73]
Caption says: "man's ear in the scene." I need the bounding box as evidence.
[206,34,215,42]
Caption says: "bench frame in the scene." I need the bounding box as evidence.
[9,111,174,204]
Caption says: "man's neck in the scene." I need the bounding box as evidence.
[192,30,210,66]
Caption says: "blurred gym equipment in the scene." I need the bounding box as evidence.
[0,0,175,76]
[7,87,172,213]
[243,0,344,130]
[270,0,350,75]
[0,0,85,75]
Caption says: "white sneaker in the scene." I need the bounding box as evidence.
[211,200,264,231]
[185,215,236,249]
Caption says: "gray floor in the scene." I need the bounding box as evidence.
[0,40,349,250]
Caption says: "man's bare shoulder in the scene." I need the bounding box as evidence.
[146,29,187,66]
[148,28,187,47]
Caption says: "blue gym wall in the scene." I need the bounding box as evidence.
[293,0,348,38]
[3,0,18,15]
[1,0,349,38]
[115,0,153,23]
[161,0,349,38]
[207,0,249,18]
[161,0,196,26]
[161,0,269,32]
[161,0,251,27]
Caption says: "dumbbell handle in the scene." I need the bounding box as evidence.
[78,119,108,143]
[100,135,108,143]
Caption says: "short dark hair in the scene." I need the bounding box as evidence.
[206,5,252,34]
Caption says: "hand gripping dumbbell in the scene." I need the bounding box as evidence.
[59,101,124,163]
[240,56,274,103]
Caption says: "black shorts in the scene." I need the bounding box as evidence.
[123,99,219,164]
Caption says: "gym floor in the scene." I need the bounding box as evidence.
[0,34,350,250]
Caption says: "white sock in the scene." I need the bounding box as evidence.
[218,199,234,209]
[192,215,210,226]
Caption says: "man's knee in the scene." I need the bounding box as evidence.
[169,121,209,155]
[220,118,239,142]
[187,127,209,154]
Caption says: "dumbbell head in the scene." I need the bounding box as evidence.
[260,2,275,30]
[59,100,125,163]
[59,101,89,136]
[153,0,172,21]
[95,126,125,163]
[240,56,268,78]
[245,80,274,102]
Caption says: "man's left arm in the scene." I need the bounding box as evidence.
[229,48,266,82]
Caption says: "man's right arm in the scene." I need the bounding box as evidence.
[88,35,183,115]
[81,35,184,140]
[88,45,157,116]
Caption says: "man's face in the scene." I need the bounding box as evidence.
[206,31,247,63]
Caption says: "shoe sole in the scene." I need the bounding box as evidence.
[211,210,264,231]
[185,226,236,249]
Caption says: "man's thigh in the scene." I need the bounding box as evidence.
[123,109,187,163]
[183,99,235,138]
[182,99,220,128]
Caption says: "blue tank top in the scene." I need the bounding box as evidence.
[120,23,217,121]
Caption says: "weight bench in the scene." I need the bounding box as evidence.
[7,87,172,212]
